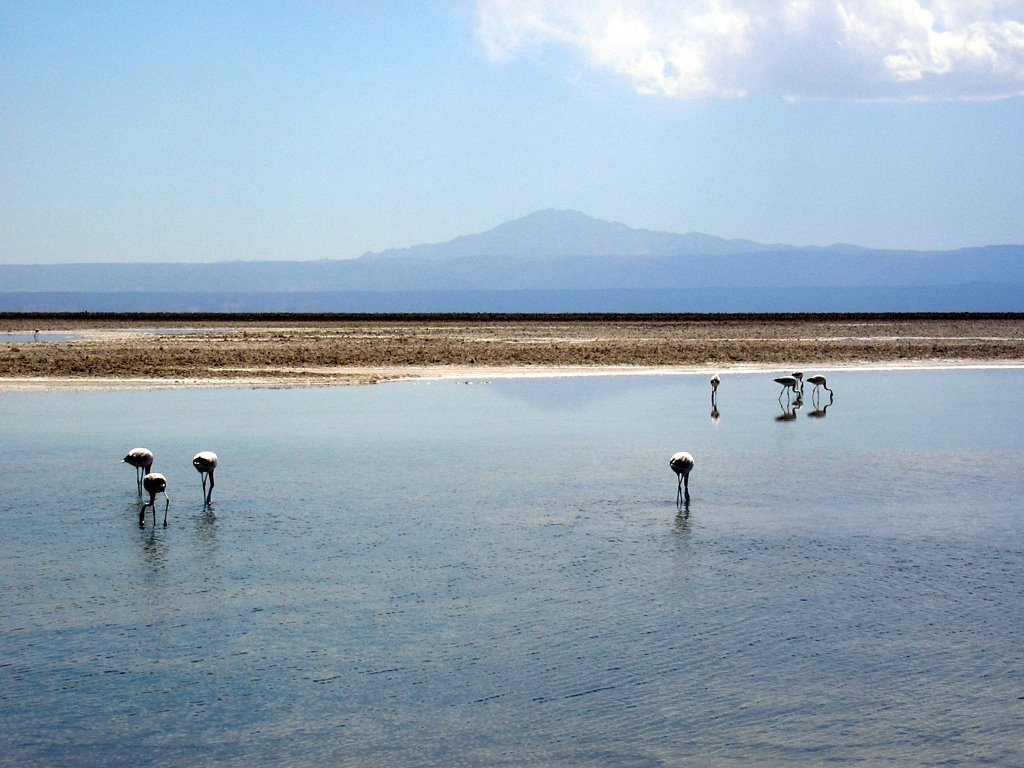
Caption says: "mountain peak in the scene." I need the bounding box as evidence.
[499,208,622,231]
[361,209,777,261]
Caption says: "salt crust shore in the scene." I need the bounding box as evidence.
[3,361,1023,393]
[3,315,1022,392]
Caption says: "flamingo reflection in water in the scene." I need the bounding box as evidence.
[776,394,803,422]
[807,399,832,418]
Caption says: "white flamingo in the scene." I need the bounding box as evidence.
[791,371,804,395]
[773,375,799,402]
[140,472,170,527]
[669,451,695,504]
[806,374,832,398]
[193,451,218,507]
[710,373,720,405]
[123,447,154,494]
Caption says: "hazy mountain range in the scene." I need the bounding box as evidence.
[2,209,1022,312]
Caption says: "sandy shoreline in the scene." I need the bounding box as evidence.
[3,314,1023,392]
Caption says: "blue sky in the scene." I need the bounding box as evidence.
[2,1,1023,263]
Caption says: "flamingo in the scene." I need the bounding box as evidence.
[123,447,154,494]
[791,371,804,395]
[193,451,218,506]
[140,472,170,527]
[710,373,720,405]
[773,375,799,402]
[806,374,832,397]
[669,451,695,504]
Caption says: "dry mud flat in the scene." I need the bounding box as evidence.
[2,313,1023,390]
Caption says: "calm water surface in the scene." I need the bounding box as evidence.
[1,370,1022,767]
[0,333,81,344]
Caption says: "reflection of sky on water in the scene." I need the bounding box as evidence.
[144,327,230,336]
[0,369,1022,767]
[0,332,81,343]
[0,328,227,344]
[486,373,685,409]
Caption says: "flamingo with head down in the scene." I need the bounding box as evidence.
[140,472,170,527]
[806,374,832,398]
[123,447,154,495]
[669,451,695,504]
[193,451,218,507]
[773,375,799,402]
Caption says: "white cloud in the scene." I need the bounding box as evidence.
[474,0,1024,100]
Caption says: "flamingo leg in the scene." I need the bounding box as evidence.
[206,471,214,506]
[163,495,170,526]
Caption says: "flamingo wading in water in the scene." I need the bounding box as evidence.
[806,374,832,398]
[140,472,170,527]
[670,451,695,504]
[123,447,154,494]
[773,375,800,402]
[193,451,218,506]
[791,371,804,396]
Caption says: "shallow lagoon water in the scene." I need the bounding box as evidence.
[1,369,1022,767]
[0,332,81,344]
